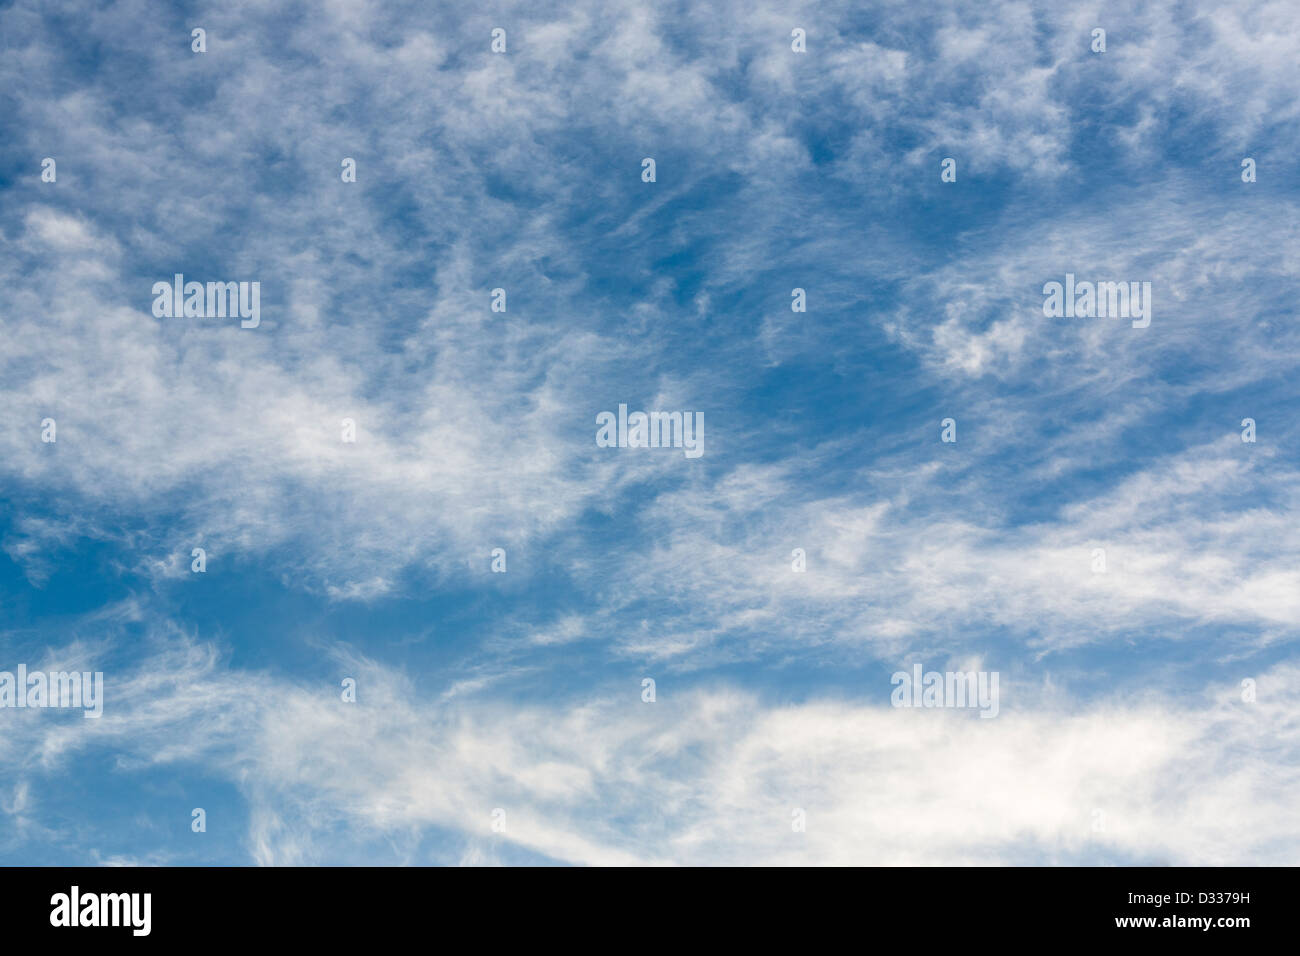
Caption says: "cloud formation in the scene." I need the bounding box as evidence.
[0,0,1296,864]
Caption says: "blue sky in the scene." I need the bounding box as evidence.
[1,0,1298,865]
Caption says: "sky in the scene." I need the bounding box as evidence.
[0,0,1298,866]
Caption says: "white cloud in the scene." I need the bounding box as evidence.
[5,634,1296,865]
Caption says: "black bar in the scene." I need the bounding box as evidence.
[0,866,1281,943]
